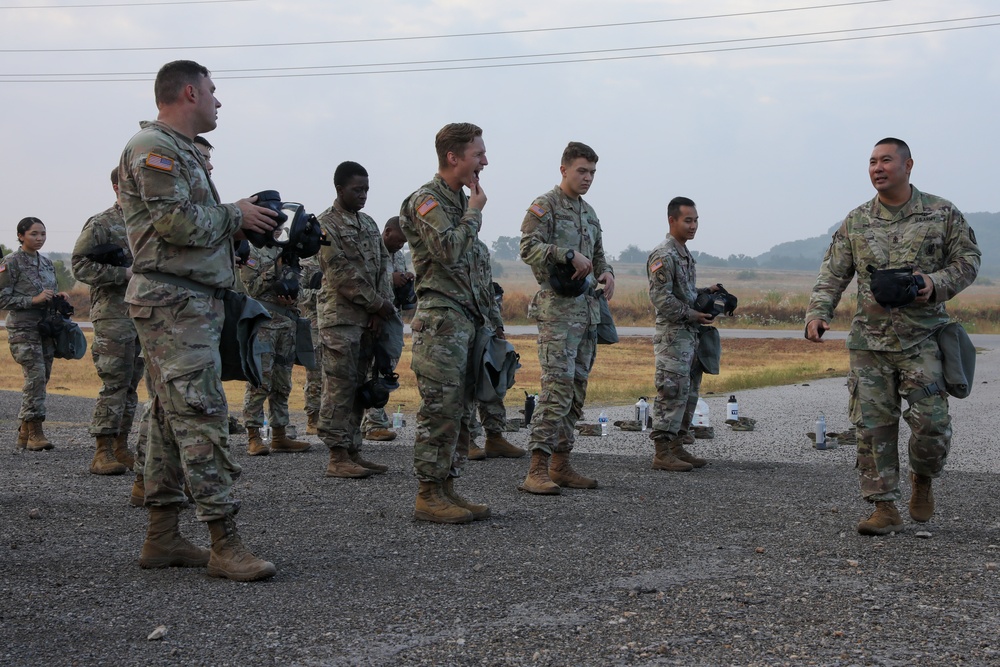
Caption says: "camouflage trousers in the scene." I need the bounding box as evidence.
[133,370,154,474]
[89,317,144,436]
[470,398,507,440]
[528,319,597,455]
[303,307,323,416]
[409,307,477,482]
[650,325,700,443]
[318,324,374,452]
[243,312,295,429]
[849,337,951,502]
[131,297,239,521]
[7,326,54,421]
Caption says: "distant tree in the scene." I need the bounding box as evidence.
[690,250,728,267]
[491,261,504,279]
[53,259,75,291]
[0,243,11,258]
[616,244,650,263]
[726,253,758,268]
[491,235,521,261]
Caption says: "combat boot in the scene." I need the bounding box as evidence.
[669,438,707,468]
[111,431,136,470]
[16,420,28,449]
[442,477,490,520]
[129,473,145,508]
[325,448,374,478]
[270,425,311,453]
[652,439,694,472]
[857,501,904,535]
[306,411,319,435]
[90,435,127,475]
[207,515,277,581]
[468,441,487,460]
[485,432,527,458]
[909,473,935,523]
[549,451,598,489]
[139,505,210,568]
[414,481,474,524]
[349,450,388,474]
[365,428,397,442]
[25,420,53,451]
[246,427,270,456]
[518,450,561,495]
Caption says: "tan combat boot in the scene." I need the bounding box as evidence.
[246,427,270,456]
[16,420,28,450]
[857,501,904,535]
[349,450,387,474]
[669,438,707,468]
[111,431,136,470]
[325,448,374,478]
[25,420,53,451]
[549,451,598,489]
[270,425,311,453]
[468,441,487,460]
[652,439,693,472]
[90,435,127,475]
[206,515,277,581]
[129,473,145,508]
[485,432,527,458]
[414,481,474,524]
[306,411,319,435]
[518,450,561,495]
[139,505,210,568]
[365,428,397,442]
[909,473,934,523]
[442,477,490,520]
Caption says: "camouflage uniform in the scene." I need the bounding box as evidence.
[361,249,410,433]
[519,186,613,454]
[316,200,393,453]
[401,175,502,482]
[469,399,508,440]
[647,236,711,442]
[119,120,242,521]
[298,255,323,418]
[71,203,144,437]
[0,249,57,421]
[240,245,300,429]
[806,187,980,502]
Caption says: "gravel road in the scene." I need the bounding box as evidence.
[1,337,998,666]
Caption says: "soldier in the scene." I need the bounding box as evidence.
[193,135,214,175]
[0,217,68,451]
[518,141,615,495]
[400,122,503,523]
[298,254,323,435]
[119,59,279,581]
[316,161,394,478]
[806,137,980,535]
[72,167,144,476]
[646,197,720,472]
[240,241,313,456]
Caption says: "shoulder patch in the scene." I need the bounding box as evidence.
[417,198,439,217]
[649,258,664,273]
[655,269,668,284]
[0,264,6,273]
[529,203,546,218]
[245,258,258,269]
[145,153,174,172]
[969,227,977,245]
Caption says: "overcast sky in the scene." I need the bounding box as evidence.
[2,0,998,260]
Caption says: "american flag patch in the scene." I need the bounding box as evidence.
[0,264,6,273]
[145,153,174,172]
[649,258,663,273]
[246,258,258,268]
[417,198,439,216]
[529,203,546,218]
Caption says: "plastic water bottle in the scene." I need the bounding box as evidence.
[635,397,649,432]
[726,395,739,423]
[393,405,403,429]
[815,413,827,450]
[599,411,609,436]
[693,397,710,427]
[260,417,272,446]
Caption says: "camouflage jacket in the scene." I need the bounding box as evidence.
[519,185,613,324]
[806,186,981,351]
[316,200,392,328]
[647,235,703,332]
[297,254,321,320]
[239,244,301,322]
[71,203,132,321]
[118,120,241,306]
[400,174,501,329]
[0,249,57,330]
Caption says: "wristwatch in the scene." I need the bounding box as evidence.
[565,250,575,264]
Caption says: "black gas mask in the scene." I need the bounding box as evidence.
[693,284,738,319]
[867,265,926,309]
[246,190,329,261]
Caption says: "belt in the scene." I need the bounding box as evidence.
[142,271,228,299]
[257,298,299,321]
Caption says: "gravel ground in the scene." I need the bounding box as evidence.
[2,339,999,666]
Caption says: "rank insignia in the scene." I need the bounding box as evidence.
[417,198,439,216]
[145,153,174,172]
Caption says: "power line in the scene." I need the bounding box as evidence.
[0,0,894,53]
[0,0,252,7]
[3,14,996,81]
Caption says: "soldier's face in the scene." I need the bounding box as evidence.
[452,136,487,188]
[383,228,406,253]
[193,75,221,133]
[668,206,699,243]
[195,144,214,175]
[560,158,597,197]
[19,222,47,252]
[869,144,912,195]
[337,175,369,213]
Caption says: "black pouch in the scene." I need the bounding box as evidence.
[868,265,925,308]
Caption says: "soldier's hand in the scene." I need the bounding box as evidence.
[31,289,55,305]
[598,272,615,300]
[805,318,829,342]
[236,195,279,236]
[570,252,593,280]
[392,271,410,288]
[914,269,935,303]
[693,311,715,325]
[377,300,396,321]
[277,295,296,307]
[468,180,487,211]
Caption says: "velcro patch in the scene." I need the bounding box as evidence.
[245,258,258,268]
[0,264,6,273]
[417,198,439,217]
[145,153,174,172]
[649,258,663,273]
[529,203,546,218]
[655,269,668,284]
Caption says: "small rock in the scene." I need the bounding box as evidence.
[755,547,765,554]
[847,560,860,568]
[148,625,168,641]
[986,562,997,571]
[28,508,42,520]
[915,531,933,539]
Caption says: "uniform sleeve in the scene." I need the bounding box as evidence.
[927,209,981,303]
[519,199,560,270]
[482,252,504,331]
[240,247,272,299]
[647,251,695,324]
[805,219,856,324]
[591,218,613,278]
[407,193,479,266]
[320,216,389,314]
[0,258,32,311]
[71,217,128,288]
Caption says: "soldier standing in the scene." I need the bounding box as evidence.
[72,167,144,476]
[518,141,615,495]
[400,122,502,523]
[298,254,323,435]
[119,59,279,581]
[316,161,394,478]
[806,137,980,535]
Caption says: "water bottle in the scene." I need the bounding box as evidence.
[392,405,403,429]
[693,397,710,427]
[260,417,272,446]
[635,397,649,432]
[815,413,827,450]
[524,391,536,424]
[726,395,739,424]
[599,411,609,437]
